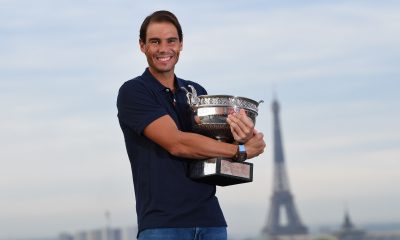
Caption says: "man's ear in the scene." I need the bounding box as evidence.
[139,39,146,53]
[179,40,183,51]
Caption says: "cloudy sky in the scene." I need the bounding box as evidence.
[1,0,399,239]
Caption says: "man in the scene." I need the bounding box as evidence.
[117,10,266,240]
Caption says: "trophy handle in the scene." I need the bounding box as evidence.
[180,85,200,109]
[257,100,264,112]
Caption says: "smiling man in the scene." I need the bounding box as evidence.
[117,10,266,240]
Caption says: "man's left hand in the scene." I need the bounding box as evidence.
[226,109,255,143]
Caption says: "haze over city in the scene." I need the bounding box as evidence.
[1,0,399,239]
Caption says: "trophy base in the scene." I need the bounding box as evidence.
[189,157,253,186]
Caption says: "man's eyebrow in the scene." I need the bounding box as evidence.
[148,37,178,41]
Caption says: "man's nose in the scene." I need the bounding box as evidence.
[158,41,169,52]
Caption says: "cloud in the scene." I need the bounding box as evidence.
[1,0,400,238]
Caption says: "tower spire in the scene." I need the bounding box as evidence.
[342,209,355,230]
[336,208,366,240]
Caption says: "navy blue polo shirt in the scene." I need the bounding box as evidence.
[117,68,226,233]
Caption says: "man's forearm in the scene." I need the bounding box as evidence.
[168,131,237,159]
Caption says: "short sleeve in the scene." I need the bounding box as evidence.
[117,79,167,135]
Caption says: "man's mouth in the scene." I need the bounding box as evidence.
[156,56,173,62]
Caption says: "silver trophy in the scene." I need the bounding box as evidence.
[182,85,263,186]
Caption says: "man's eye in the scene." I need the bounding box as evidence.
[168,39,177,44]
[149,40,159,45]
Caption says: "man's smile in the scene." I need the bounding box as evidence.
[156,55,173,62]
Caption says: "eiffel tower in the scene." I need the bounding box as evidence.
[263,98,308,239]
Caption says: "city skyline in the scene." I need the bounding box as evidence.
[1,0,399,239]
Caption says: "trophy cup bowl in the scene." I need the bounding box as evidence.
[182,85,263,186]
[193,95,260,142]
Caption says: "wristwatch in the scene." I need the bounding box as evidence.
[233,144,247,162]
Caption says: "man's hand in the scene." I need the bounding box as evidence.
[244,129,266,159]
[227,109,255,143]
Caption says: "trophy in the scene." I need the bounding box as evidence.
[182,85,263,186]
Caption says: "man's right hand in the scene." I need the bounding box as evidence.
[244,129,266,159]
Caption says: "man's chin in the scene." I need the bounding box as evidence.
[152,65,175,73]
[153,59,178,71]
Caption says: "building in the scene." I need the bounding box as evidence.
[262,99,308,240]
[335,210,366,240]
[59,226,135,240]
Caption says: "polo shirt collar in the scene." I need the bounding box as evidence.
[142,68,185,93]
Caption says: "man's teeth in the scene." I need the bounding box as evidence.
[157,56,171,62]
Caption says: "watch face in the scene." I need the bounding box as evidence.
[239,144,246,153]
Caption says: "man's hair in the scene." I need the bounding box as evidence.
[139,10,183,43]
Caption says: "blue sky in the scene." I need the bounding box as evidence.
[1,0,399,239]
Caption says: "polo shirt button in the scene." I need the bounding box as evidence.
[165,88,170,92]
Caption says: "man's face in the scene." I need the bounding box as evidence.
[140,21,182,75]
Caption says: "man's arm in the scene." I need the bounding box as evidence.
[144,115,265,160]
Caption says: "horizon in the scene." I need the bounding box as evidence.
[3,221,400,240]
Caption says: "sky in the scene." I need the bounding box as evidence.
[1,0,400,239]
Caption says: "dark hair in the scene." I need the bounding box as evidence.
[139,10,183,43]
